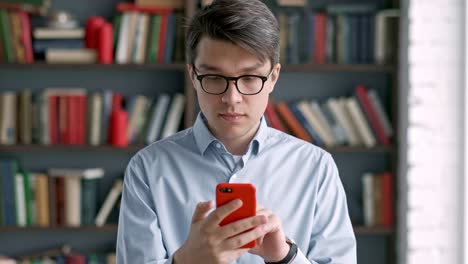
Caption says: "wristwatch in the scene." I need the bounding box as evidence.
[265,238,298,264]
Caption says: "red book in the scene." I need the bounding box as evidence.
[157,14,169,64]
[313,13,327,64]
[66,254,86,264]
[58,95,69,144]
[275,102,312,142]
[48,95,58,145]
[265,101,287,132]
[116,3,172,14]
[67,95,76,144]
[355,85,390,146]
[78,95,87,145]
[17,11,33,63]
[55,177,65,226]
[381,172,394,227]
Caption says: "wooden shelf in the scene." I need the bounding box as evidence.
[0,224,118,233]
[0,144,394,154]
[0,63,394,73]
[0,62,186,71]
[281,64,395,73]
[353,226,394,235]
[0,225,394,235]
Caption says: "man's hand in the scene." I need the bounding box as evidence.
[173,199,268,264]
[249,205,290,262]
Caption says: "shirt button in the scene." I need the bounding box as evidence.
[216,143,222,148]
[232,174,237,179]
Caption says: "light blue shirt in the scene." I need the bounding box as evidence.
[117,113,356,264]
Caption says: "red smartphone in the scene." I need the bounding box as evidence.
[216,183,257,248]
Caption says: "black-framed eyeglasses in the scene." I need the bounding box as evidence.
[192,65,274,95]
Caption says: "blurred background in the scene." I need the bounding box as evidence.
[0,0,466,263]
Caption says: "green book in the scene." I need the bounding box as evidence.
[148,15,161,63]
[0,9,14,62]
[22,171,33,226]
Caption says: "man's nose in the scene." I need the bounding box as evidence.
[221,80,243,104]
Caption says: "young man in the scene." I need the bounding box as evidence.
[116,0,356,263]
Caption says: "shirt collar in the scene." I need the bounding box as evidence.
[193,112,269,155]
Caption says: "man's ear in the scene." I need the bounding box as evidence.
[187,64,197,89]
[267,63,281,93]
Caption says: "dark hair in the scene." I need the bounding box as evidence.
[185,0,279,67]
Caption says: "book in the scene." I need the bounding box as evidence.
[145,93,170,144]
[18,89,33,144]
[45,48,97,64]
[35,173,50,227]
[355,85,390,146]
[290,103,324,146]
[14,173,27,226]
[0,92,17,145]
[88,92,103,146]
[297,100,334,147]
[275,102,312,142]
[95,179,123,227]
[374,9,399,65]
[160,93,185,139]
[368,89,393,138]
[344,97,376,147]
[33,28,85,39]
[48,168,105,226]
[362,173,374,226]
[309,101,336,146]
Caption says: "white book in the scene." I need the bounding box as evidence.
[362,173,375,227]
[309,101,336,146]
[33,27,85,39]
[88,93,103,146]
[64,176,81,226]
[160,94,185,139]
[45,49,97,64]
[133,13,150,64]
[321,102,347,145]
[344,97,376,147]
[374,9,399,65]
[297,101,334,147]
[146,94,171,144]
[337,98,363,146]
[125,12,139,64]
[326,98,360,146]
[0,92,17,145]
[15,174,27,227]
[127,95,149,143]
[368,89,393,137]
[116,13,130,64]
[95,179,124,227]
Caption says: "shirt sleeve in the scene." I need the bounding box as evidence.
[116,154,173,264]
[305,153,357,264]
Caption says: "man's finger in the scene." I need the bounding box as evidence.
[192,200,214,223]
[218,215,267,240]
[206,199,243,226]
[223,225,267,250]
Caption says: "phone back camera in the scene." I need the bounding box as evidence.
[220,188,233,193]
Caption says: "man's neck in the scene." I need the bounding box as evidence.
[215,123,261,156]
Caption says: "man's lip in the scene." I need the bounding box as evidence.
[219,113,245,116]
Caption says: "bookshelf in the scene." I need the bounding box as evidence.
[0,0,400,263]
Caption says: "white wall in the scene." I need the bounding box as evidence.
[400,0,464,263]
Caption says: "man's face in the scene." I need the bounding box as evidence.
[188,37,280,144]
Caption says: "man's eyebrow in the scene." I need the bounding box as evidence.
[197,62,265,73]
